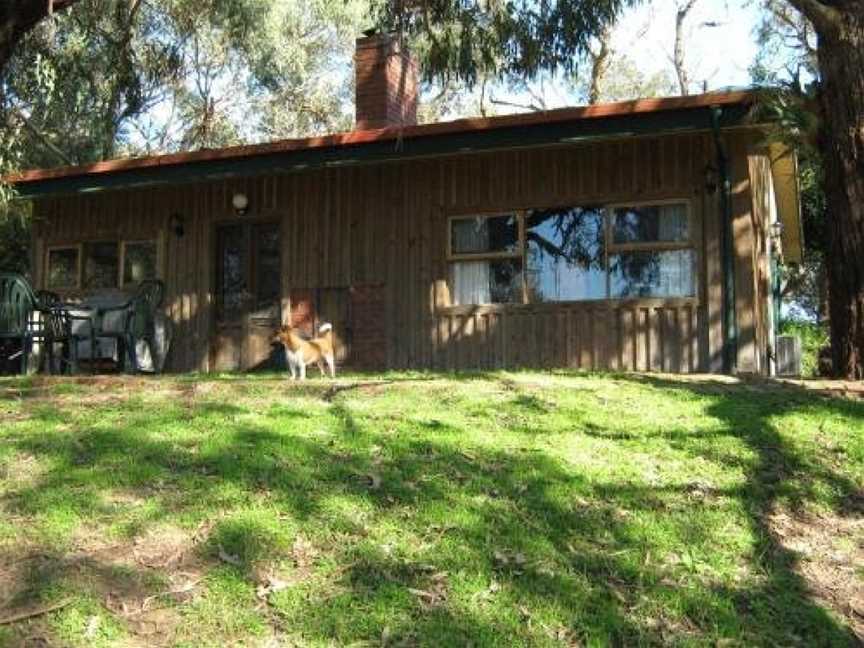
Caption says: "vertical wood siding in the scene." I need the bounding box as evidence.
[32,131,766,374]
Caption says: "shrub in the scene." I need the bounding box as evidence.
[779,319,829,378]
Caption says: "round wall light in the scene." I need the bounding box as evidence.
[232,192,249,215]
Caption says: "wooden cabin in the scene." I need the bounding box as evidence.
[9,34,802,375]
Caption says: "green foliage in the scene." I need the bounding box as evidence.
[374,0,637,86]
[0,204,30,275]
[573,53,677,103]
[780,318,829,377]
[0,372,862,645]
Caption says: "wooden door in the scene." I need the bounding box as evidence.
[212,221,281,371]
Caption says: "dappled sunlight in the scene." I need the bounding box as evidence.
[0,372,861,645]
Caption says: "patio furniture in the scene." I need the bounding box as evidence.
[68,280,165,374]
[0,273,76,375]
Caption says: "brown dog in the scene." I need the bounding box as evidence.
[272,323,335,380]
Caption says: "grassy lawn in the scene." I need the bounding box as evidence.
[0,371,862,647]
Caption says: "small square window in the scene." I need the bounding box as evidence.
[122,241,157,286]
[83,241,120,289]
[46,247,79,289]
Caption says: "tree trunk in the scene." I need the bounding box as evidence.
[587,27,612,105]
[814,6,864,378]
[674,0,698,96]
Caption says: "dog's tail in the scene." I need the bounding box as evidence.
[318,322,333,336]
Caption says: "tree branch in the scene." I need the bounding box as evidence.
[10,106,75,165]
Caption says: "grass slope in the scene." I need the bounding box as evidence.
[0,371,862,647]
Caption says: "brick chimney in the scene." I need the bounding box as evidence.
[354,32,418,130]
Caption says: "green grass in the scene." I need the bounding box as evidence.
[0,371,862,646]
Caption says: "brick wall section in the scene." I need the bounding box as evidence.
[354,33,418,130]
[350,283,387,370]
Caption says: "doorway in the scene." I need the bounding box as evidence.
[212,221,281,371]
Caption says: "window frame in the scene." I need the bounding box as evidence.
[81,240,121,290]
[447,212,527,305]
[43,238,161,292]
[444,198,697,309]
[45,244,82,290]
[120,239,159,288]
[605,199,697,300]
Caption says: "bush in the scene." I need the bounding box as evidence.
[779,319,829,378]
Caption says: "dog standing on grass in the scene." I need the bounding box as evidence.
[272,323,336,380]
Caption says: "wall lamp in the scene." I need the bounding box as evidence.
[170,212,185,238]
[232,192,249,216]
[704,163,719,195]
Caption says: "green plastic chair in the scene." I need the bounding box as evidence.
[0,273,75,374]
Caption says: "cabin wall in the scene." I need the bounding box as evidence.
[31,130,769,374]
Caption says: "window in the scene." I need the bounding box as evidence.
[83,241,119,289]
[252,223,280,310]
[610,250,695,298]
[447,201,696,306]
[526,206,606,302]
[45,239,158,291]
[122,241,157,286]
[608,203,695,298]
[449,214,523,306]
[46,247,80,289]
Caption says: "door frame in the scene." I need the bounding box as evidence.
[210,211,285,371]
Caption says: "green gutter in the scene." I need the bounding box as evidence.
[14,103,754,199]
[711,106,738,373]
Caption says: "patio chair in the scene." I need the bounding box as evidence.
[0,273,75,374]
[80,279,165,373]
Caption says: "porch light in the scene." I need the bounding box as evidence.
[170,213,185,238]
[232,192,249,215]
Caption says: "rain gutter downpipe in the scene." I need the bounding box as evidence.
[711,106,738,373]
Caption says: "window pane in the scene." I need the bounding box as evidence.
[451,259,522,305]
[610,250,696,298]
[254,224,280,310]
[83,242,119,289]
[47,248,78,289]
[123,241,157,285]
[217,224,247,319]
[612,203,688,244]
[526,206,606,302]
[451,215,519,255]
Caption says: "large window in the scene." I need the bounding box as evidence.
[44,239,157,291]
[447,201,696,306]
[526,206,606,302]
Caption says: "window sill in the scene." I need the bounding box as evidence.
[436,297,699,316]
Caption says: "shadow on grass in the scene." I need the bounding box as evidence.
[0,373,861,645]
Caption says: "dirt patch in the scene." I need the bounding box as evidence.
[768,506,864,640]
[0,521,215,646]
